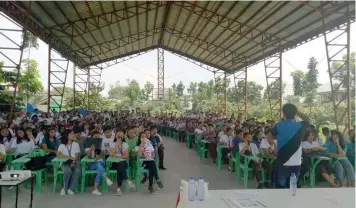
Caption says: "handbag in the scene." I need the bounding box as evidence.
[25,148,47,171]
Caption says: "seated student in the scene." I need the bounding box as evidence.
[11,129,36,158]
[218,127,233,165]
[346,135,355,167]
[85,130,113,196]
[41,127,59,162]
[57,130,81,196]
[252,130,263,148]
[109,130,135,196]
[325,130,355,187]
[229,129,243,170]
[203,123,217,162]
[301,130,337,187]
[260,129,277,187]
[0,127,15,153]
[101,126,114,156]
[135,132,163,194]
[239,132,272,189]
[0,143,6,171]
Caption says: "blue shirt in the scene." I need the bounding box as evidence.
[149,135,160,148]
[231,138,240,152]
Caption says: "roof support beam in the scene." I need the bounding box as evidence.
[158,1,172,46]
[77,27,161,63]
[0,1,86,67]
[82,46,156,68]
[165,26,246,70]
[46,2,162,38]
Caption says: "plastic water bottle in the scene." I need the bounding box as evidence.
[188,177,195,201]
[290,173,297,196]
[197,176,205,201]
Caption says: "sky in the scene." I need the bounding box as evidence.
[0,13,355,97]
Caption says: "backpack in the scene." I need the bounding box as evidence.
[25,148,47,171]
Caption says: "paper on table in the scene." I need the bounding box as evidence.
[230,198,266,208]
[236,190,258,197]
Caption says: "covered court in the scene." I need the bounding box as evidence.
[0,1,354,130]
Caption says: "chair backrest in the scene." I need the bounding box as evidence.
[29,148,45,158]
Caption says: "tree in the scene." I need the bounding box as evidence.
[175,81,185,98]
[228,81,264,105]
[291,70,305,96]
[187,82,197,94]
[18,59,43,103]
[22,31,39,59]
[332,52,355,98]
[108,81,126,100]
[291,57,320,109]
[143,81,154,100]
[125,79,142,105]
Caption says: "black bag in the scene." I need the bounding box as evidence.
[25,156,47,170]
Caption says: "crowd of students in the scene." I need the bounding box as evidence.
[0,103,355,198]
[0,110,165,195]
[157,104,355,188]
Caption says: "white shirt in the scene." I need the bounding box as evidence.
[0,144,6,161]
[11,139,35,155]
[194,128,203,135]
[135,139,154,158]
[219,134,232,147]
[260,139,276,155]
[284,146,302,166]
[102,137,113,155]
[58,142,81,157]
[109,142,129,157]
[238,142,260,163]
[301,141,320,150]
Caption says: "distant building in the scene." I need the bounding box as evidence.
[317,83,346,103]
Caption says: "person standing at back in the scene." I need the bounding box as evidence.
[272,103,310,188]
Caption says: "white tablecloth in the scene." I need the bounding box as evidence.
[177,188,355,208]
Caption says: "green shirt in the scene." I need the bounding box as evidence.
[125,136,138,152]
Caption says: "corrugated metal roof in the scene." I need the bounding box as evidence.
[0,1,354,72]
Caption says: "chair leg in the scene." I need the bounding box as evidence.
[53,175,57,193]
[243,168,248,188]
[81,174,86,193]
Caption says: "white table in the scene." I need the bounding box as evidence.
[0,176,34,208]
[177,188,355,208]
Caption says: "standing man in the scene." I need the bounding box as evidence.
[151,126,166,170]
[272,103,310,188]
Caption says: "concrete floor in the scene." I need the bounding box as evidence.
[1,137,245,208]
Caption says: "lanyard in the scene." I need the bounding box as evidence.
[66,144,72,157]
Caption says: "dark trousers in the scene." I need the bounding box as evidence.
[143,161,159,186]
[111,161,128,187]
[0,162,5,171]
[178,131,185,142]
[249,161,271,183]
[158,145,164,167]
[275,163,301,188]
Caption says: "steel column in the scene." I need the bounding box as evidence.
[234,66,248,119]
[322,5,351,131]
[0,2,31,120]
[73,67,88,109]
[214,71,227,116]
[264,53,282,121]
[157,48,164,100]
[47,46,69,113]
[87,65,102,111]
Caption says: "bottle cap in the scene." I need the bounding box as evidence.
[199,176,203,179]
[190,176,195,179]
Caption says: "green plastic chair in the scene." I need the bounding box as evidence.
[216,145,228,170]
[80,156,106,193]
[135,157,159,191]
[51,157,79,193]
[103,157,129,193]
[25,149,48,193]
[5,152,14,170]
[200,140,210,161]
[185,134,193,149]
[235,152,265,188]
[307,155,331,187]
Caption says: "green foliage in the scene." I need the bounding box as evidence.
[18,59,43,102]
[291,57,320,107]
[172,81,185,98]
[22,31,39,50]
[228,81,264,105]
[143,81,154,100]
